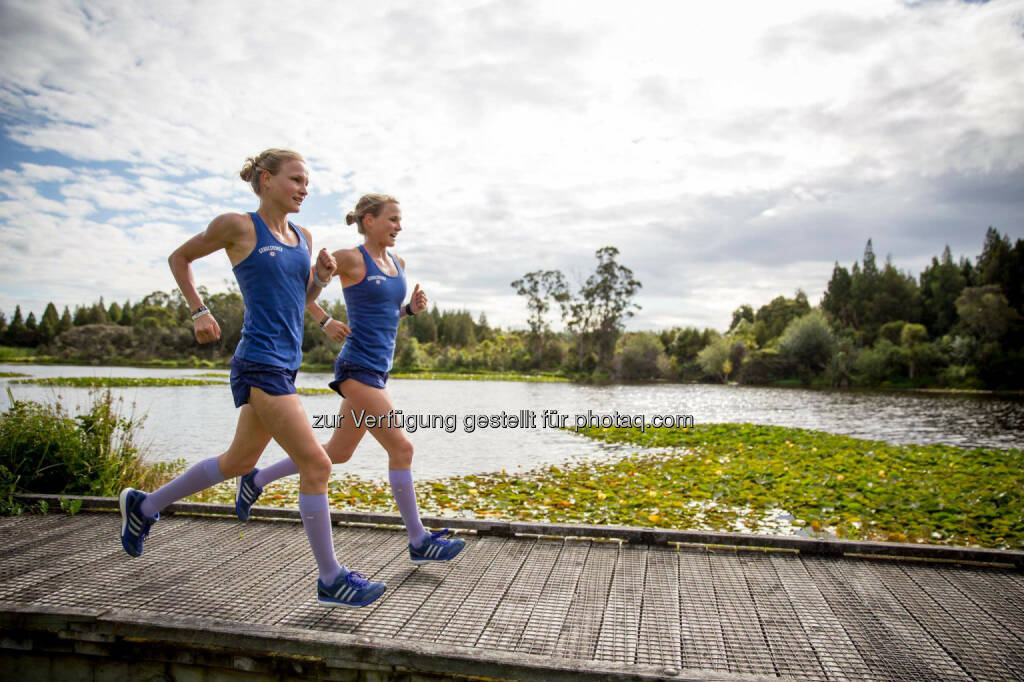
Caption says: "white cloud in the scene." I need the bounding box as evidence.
[0,0,1022,329]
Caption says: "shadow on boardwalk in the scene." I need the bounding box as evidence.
[1,496,1023,681]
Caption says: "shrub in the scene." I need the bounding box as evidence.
[615,332,671,381]
[778,311,836,376]
[0,389,180,514]
[737,349,795,385]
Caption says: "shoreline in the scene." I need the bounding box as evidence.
[2,358,1021,394]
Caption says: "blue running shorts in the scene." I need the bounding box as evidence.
[328,358,389,397]
[230,357,299,408]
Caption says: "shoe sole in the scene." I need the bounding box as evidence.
[119,488,139,558]
[235,476,248,522]
[410,543,465,564]
[317,590,385,608]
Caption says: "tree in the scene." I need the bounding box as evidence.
[697,334,731,382]
[58,306,73,334]
[4,306,27,346]
[753,291,810,346]
[729,304,754,332]
[822,263,854,328]
[511,270,567,362]
[900,323,929,380]
[616,332,670,381]
[107,301,122,325]
[777,311,836,376]
[919,246,966,338]
[39,302,60,345]
[956,285,1020,342]
[119,299,134,326]
[975,227,1024,312]
[873,257,921,329]
[579,246,641,370]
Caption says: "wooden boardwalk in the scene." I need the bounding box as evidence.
[2,497,1023,681]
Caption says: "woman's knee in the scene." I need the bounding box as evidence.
[325,441,356,465]
[296,450,332,486]
[388,440,414,469]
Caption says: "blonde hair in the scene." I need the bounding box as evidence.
[346,193,399,234]
[239,149,305,195]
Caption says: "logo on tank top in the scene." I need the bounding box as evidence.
[258,245,283,258]
[367,275,386,285]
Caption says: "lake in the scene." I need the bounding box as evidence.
[2,363,1022,481]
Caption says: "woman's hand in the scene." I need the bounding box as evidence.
[410,283,428,314]
[194,314,221,344]
[315,248,337,283]
[324,319,351,342]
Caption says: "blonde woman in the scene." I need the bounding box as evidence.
[236,194,465,565]
[119,150,386,608]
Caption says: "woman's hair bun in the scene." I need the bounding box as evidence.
[345,211,358,226]
[239,157,257,182]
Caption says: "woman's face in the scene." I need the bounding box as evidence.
[364,202,402,247]
[262,159,309,213]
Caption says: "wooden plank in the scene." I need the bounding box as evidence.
[635,546,681,669]
[939,565,1024,644]
[470,539,559,650]
[593,542,647,664]
[676,548,728,673]
[770,553,874,681]
[803,556,969,680]
[35,515,244,611]
[707,551,776,677]
[555,540,618,661]
[266,525,395,629]
[869,560,1023,679]
[739,552,827,680]
[515,541,591,657]
[394,535,511,643]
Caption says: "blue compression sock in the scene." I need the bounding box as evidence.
[299,493,344,585]
[389,468,430,547]
[140,457,224,517]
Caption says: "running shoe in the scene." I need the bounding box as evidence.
[317,568,387,607]
[235,468,263,522]
[409,528,466,564]
[119,488,158,557]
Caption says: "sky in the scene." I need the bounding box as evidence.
[1,0,1022,332]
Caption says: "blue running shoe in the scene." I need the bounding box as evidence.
[235,468,263,522]
[317,568,386,607]
[409,529,465,564]
[119,488,158,557]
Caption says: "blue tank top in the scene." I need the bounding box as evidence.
[232,212,309,369]
[339,245,406,372]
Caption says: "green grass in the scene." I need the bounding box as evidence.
[0,372,30,378]
[11,377,226,388]
[0,346,38,361]
[190,423,1022,550]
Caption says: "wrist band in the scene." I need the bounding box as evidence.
[314,271,331,288]
[191,305,210,321]
[404,303,415,316]
[319,315,333,330]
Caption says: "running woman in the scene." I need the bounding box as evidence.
[235,194,465,565]
[118,150,386,608]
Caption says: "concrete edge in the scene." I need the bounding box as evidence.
[0,604,761,681]
[13,493,1023,570]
